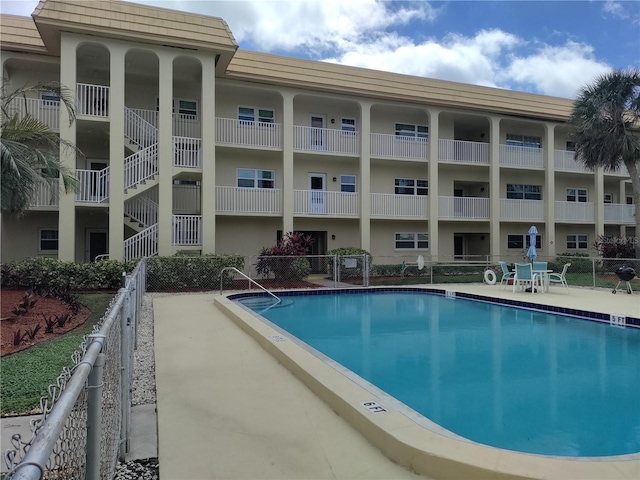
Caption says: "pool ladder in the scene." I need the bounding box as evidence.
[219,267,281,307]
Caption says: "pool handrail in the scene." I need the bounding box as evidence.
[220,267,281,306]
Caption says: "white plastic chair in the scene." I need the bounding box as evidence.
[499,261,515,289]
[513,263,541,294]
[548,263,571,291]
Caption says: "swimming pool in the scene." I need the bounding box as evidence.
[233,289,640,458]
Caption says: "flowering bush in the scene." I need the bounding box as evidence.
[256,232,312,281]
[594,235,636,259]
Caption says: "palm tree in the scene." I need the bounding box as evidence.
[568,69,640,258]
[1,82,81,214]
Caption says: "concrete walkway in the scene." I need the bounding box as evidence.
[153,293,423,479]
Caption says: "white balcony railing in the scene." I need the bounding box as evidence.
[370,133,428,160]
[76,83,109,117]
[76,168,109,203]
[439,196,489,219]
[499,145,543,169]
[216,187,281,215]
[370,193,428,218]
[173,215,202,246]
[554,201,595,222]
[173,114,200,138]
[173,184,201,214]
[216,118,282,149]
[29,179,59,207]
[293,127,359,155]
[125,143,158,191]
[604,203,635,224]
[499,198,544,221]
[554,150,588,173]
[173,137,202,168]
[125,196,158,228]
[439,139,489,164]
[5,97,60,130]
[294,190,359,216]
[124,224,158,261]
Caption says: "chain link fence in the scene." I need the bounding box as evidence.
[3,260,146,480]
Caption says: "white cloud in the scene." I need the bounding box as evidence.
[505,42,612,98]
[602,1,628,19]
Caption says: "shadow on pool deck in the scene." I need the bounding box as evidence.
[153,285,639,480]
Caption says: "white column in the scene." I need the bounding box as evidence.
[157,52,174,256]
[359,100,372,251]
[200,54,216,253]
[619,180,627,236]
[108,45,126,261]
[427,108,439,259]
[594,168,605,240]
[58,33,77,261]
[281,90,295,234]
[488,116,501,260]
[544,123,556,257]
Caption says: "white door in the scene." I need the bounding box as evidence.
[309,173,326,214]
[310,114,325,150]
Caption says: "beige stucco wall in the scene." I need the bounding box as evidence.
[1,211,60,262]
[215,217,281,256]
[370,220,429,260]
[555,224,598,255]
[370,163,428,193]
[553,175,595,201]
[216,150,282,188]
[370,105,429,135]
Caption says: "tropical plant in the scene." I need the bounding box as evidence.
[1,81,81,214]
[568,69,640,257]
[594,234,636,259]
[256,232,313,281]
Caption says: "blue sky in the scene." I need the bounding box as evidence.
[2,0,639,98]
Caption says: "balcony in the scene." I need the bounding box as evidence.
[370,133,428,160]
[216,187,282,215]
[29,179,59,208]
[294,190,358,216]
[172,214,202,246]
[216,118,281,149]
[173,137,202,168]
[293,127,359,155]
[500,145,543,169]
[173,184,201,214]
[76,168,109,203]
[370,193,428,218]
[604,203,635,224]
[555,201,594,222]
[554,150,588,173]
[5,97,60,130]
[439,196,489,219]
[128,108,201,138]
[76,83,109,117]
[500,199,544,221]
[439,139,489,164]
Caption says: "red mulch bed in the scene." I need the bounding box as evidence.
[0,290,91,357]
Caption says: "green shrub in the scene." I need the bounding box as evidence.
[549,252,592,274]
[146,253,244,291]
[1,257,136,290]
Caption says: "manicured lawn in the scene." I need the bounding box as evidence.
[0,294,113,415]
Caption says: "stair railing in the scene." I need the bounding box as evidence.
[124,143,158,191]
[219,267,281,306]
[124,224,158,261]
[124,107,157,148]
[124,196,159,228]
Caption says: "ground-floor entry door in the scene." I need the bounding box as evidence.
[454,235,464,260]
[87,230,108,262]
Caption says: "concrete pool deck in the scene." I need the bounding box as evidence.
[154,285,639,479]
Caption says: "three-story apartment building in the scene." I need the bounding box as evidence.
[1,0,635,265]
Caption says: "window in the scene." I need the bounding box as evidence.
[604,193,613,204]
[566,141,575,152]
[567,234,588,249]
[627,196,634,205]
[155,98,198,118]
[395,233,428,250]
[39,229,59,252]
[238,106,275,124]
[566,188,587,202]
[237,169,275,189]
[506,134,541,149]
[506,184,542,200]
[507,234,542,249]
[340,175,356,193]
[395,178,428,195]
[395,123,428,140]
[341,118,356,133]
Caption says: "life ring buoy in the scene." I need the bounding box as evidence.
[484,269,497,285]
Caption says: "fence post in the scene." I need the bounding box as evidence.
[86,335,107,480]
[364,255,370,287]
[120,289,132,460]
[335,255,340,285]
[592,258,596,289]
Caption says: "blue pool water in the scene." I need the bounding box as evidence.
[237,290,640,457]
